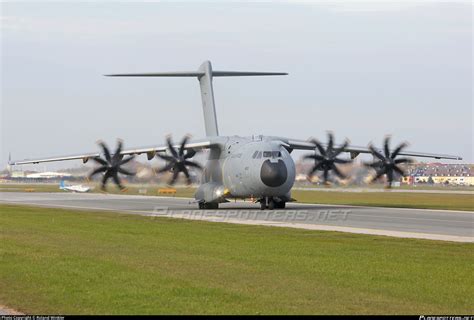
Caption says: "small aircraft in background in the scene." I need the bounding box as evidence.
[59,180,92,193]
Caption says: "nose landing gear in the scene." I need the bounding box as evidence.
[260,197,285,210]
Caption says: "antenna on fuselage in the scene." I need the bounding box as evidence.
[105,61,287,137]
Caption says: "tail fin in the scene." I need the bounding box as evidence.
[59,180,65,189]
[106,61,287,137]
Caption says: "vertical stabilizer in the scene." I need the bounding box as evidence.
[197,61,219,136]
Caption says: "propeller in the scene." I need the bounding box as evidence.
[156,135,202,185]
[89,140,135,190]
[304,132,352,184]
[364,136,412,188]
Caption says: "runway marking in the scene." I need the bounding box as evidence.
[1,200,472,243]
[2,191,473,213]
[292,187,474,195]
[2,198,471,223]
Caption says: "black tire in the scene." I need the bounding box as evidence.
[201,202,219,209]
[276,201,286,209]
[260,200,267,210]
[268,199,275,210]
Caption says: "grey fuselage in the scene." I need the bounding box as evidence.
[194,135,296,203]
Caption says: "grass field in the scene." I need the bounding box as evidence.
[1,183,473,211]
[292,190,474,211]
[0,183,197,198]
[0,204,473,314]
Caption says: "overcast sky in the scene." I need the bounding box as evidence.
[1,1,472,170]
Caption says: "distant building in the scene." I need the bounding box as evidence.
[10,171,25,178]
[404,163,473,186]
[25,172,72,179]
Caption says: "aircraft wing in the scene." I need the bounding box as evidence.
[279,138,462,160]
[9,138,216,165]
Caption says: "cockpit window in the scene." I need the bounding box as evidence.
[262,151,282,158]
[252,151,258,159]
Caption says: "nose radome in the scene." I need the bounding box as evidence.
[260,159,288,187]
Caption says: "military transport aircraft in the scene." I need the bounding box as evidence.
[10,61,462,210]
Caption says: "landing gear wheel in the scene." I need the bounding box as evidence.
[260,201,266,210]
[199,202,219,210]
[276,201,286,209]
[268,198,275,210]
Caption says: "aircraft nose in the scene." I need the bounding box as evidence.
[260,159,288,187]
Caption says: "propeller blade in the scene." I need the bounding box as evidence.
[181,166,191,184]
[117,167,135,176]
[304,154,325,161]
[391,142,407,159]
[323,168,329,183]
[371,170,386,183]
[179,136,189,157]
[331,164,346,179]
[89,166,107,178]
[101,170,113,190]
[386,169,394,186]
[334,139,349,156]
[156,153,176,162]
[168,169,180,185]
[384,136,391,158]
[118,155,135,166]
[112,140,123,163]
[112,172,124,190]
[393,165,405,177]
[333,158,351,164]
[327,132,334,152]
[308,162,323,176]
[157,162,175,173]
[311,139,326,156]
[184,149,197,159]
[167,137,179,158]
[364,161,383,168]
[91,157,108,166]
[184,160,203,170]
[99,142,112,162]
[394,157,411,164]
[369,145,386,161]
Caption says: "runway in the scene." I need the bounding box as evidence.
[1,192,473,243]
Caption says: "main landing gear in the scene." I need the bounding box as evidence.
[198,202,219,209]
[260,197,285,210]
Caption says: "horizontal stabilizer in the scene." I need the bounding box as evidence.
[106,72,204,77]
[105,71,288,77]
[213,71,287,76]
